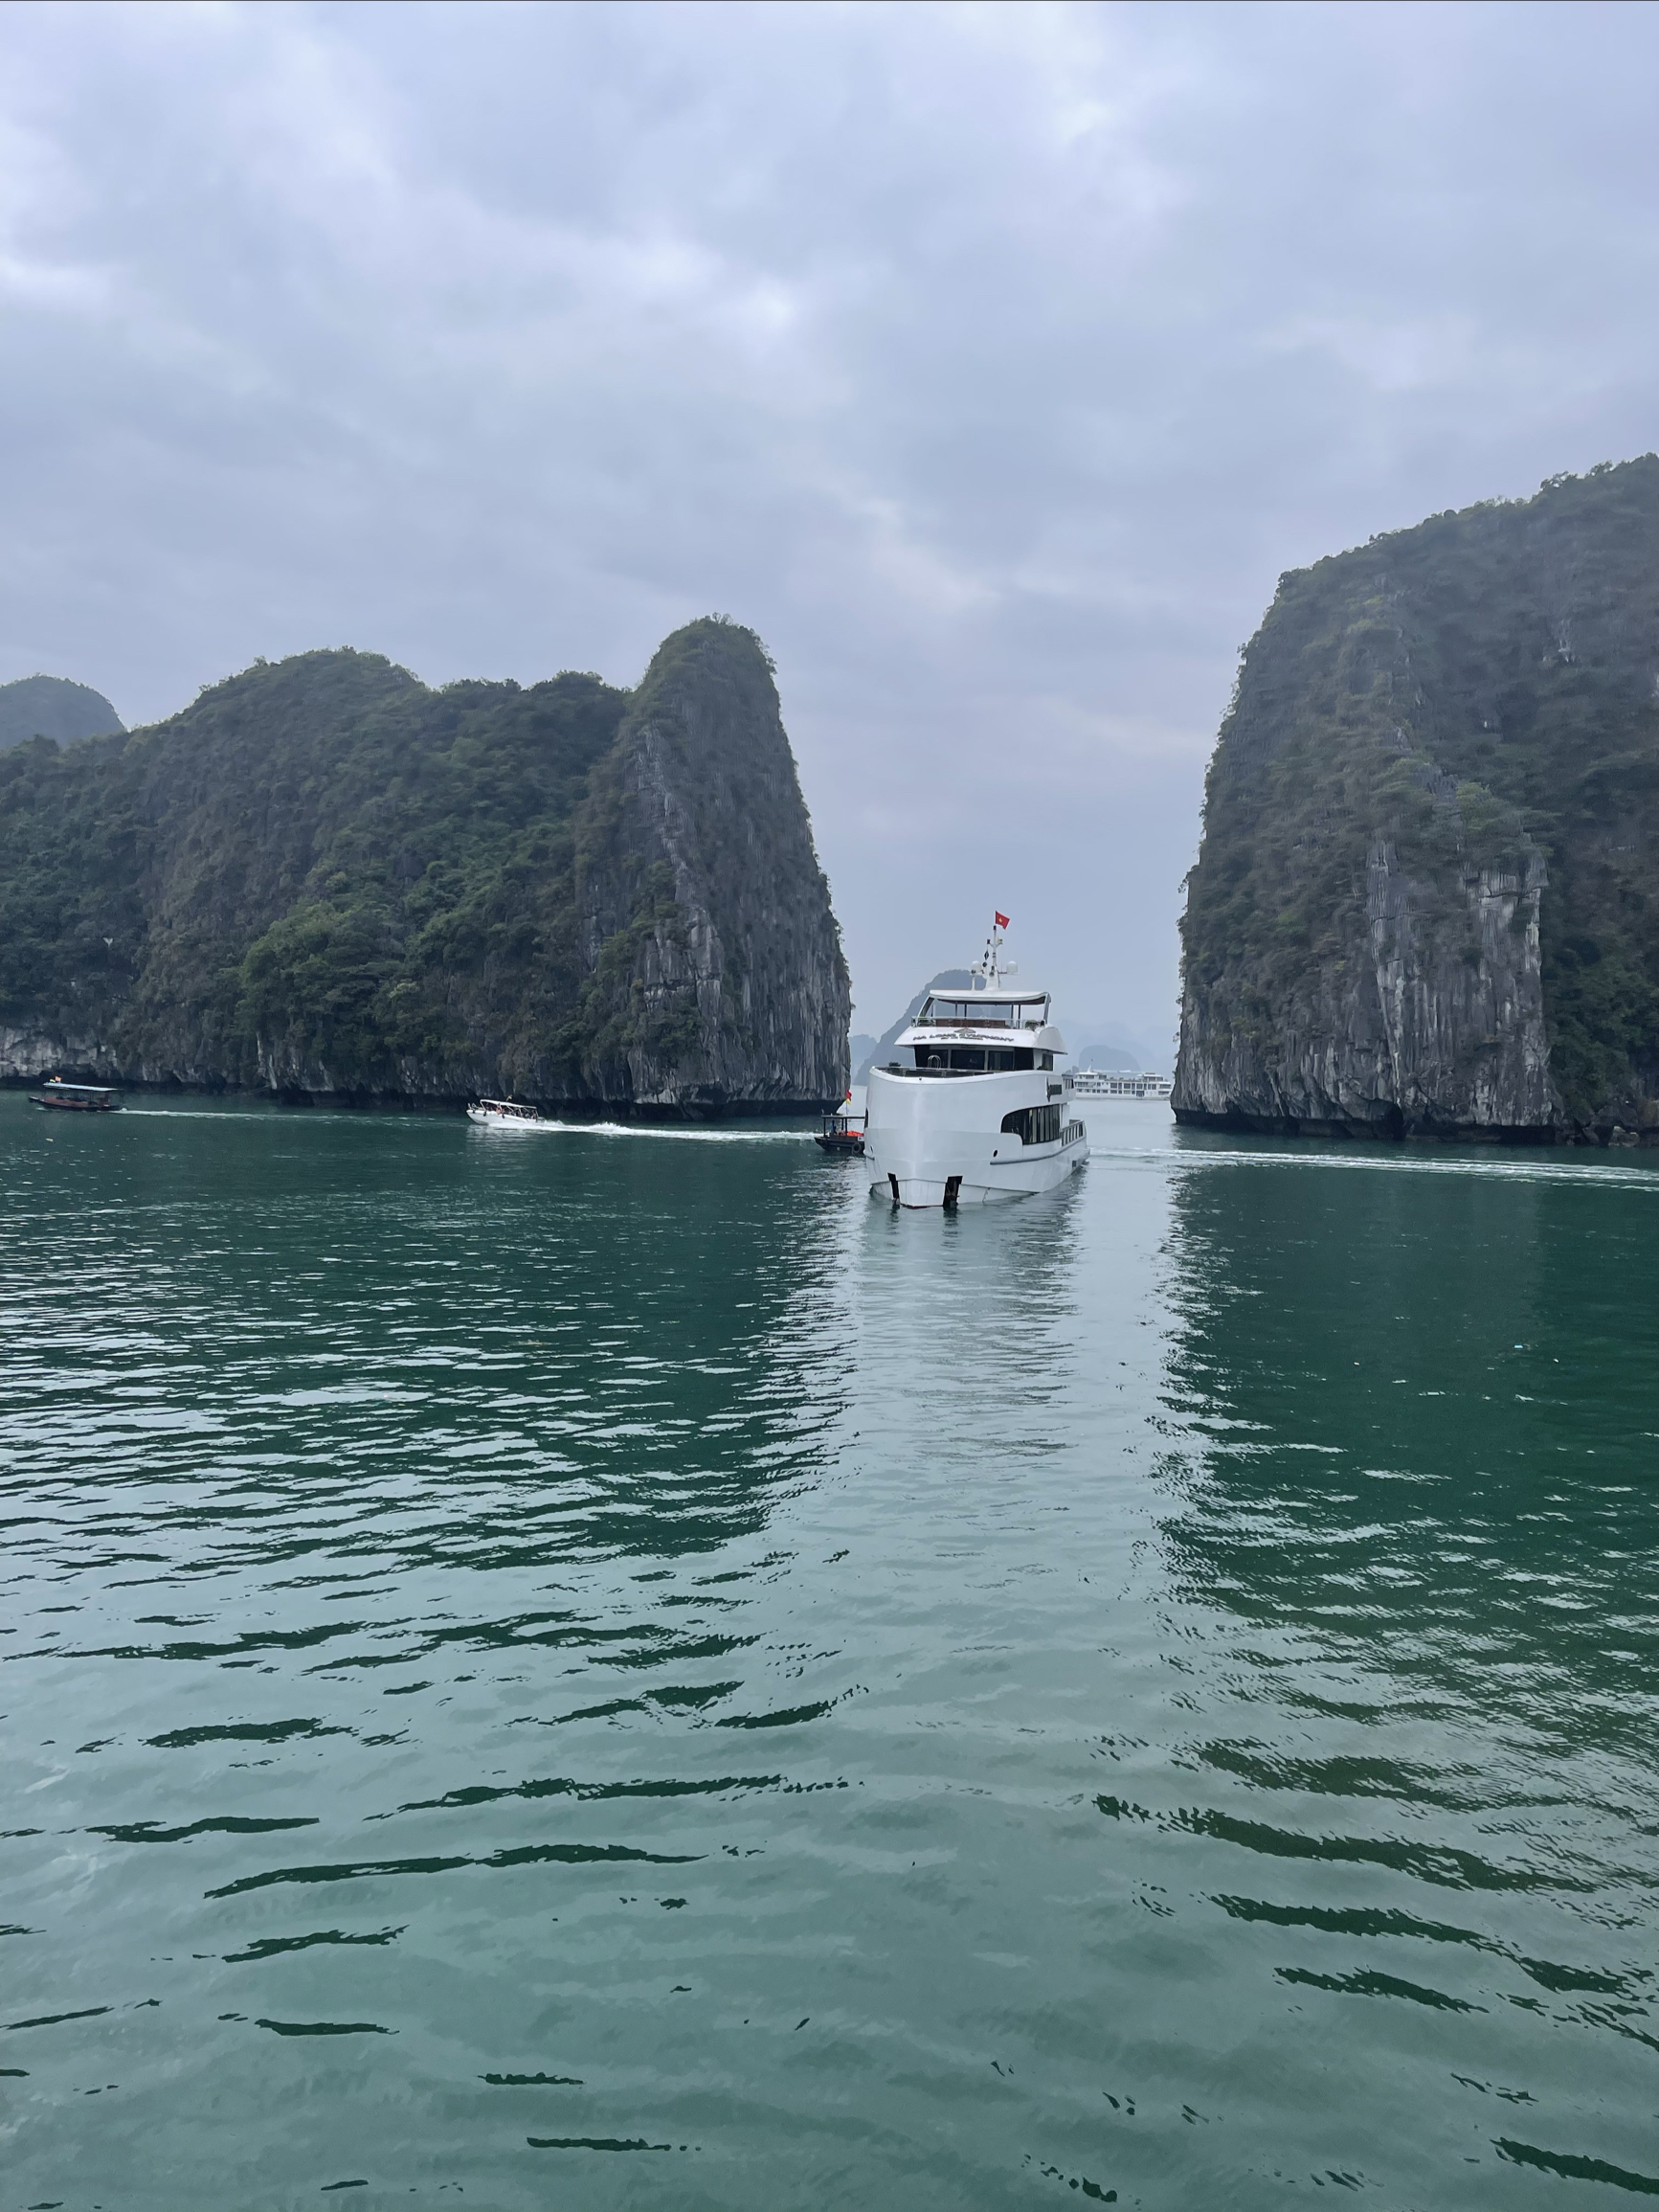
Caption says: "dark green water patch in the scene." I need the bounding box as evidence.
[1494,2139,1659,2195]
[482,2071,584,2086]
[224,1929,404,1963]
[1275,1966,1487,2011]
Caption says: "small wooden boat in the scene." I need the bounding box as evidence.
[29,1079,122,1113]
[815,1101,865,1155]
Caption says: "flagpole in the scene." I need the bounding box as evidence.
[978,911,1010,987]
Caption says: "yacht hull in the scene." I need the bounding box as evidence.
[863,1068,1087,1208]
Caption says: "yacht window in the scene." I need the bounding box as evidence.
[999,1104,1063,1145]
[1038,1051,1054,1071]
[930,995,1047,1025]
[908,1045,1028,1072]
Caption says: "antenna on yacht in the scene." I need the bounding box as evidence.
[978,910,1010,987]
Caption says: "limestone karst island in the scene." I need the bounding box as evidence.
[1174,455,1659,1147]
[0,618,850,1114]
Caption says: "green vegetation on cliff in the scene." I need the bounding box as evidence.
[1179,457,1659,1133]
[0,620,849,1107]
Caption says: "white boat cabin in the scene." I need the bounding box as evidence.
[884,987,1065,1076]
[467,1097,545,1126]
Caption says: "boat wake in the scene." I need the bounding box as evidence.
[1091,1139,1659,1191]
[476,1119,818,1145]
[113,1109,818,1143]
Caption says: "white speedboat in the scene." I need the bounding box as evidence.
[467,1097,548,1128]
[863,917,1088,1208]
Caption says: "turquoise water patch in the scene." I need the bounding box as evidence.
[2,1093,1655,2206]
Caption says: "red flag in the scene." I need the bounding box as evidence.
[994,911,1010,929]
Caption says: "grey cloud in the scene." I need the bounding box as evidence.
[3,0,1655,1038]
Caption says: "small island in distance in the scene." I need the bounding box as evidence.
[0,618,850,1116]
[1175,455,1658,1146]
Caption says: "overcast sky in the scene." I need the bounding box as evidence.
[4,1,1656,1048]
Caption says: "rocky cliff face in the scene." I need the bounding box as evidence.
[562,620,849,1108]
[1175,459,1659,1143]
[0,619,849,1112]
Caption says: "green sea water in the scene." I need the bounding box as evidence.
[2,1093,1656,2210]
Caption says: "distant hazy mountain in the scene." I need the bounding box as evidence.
[0,675,124,752]
[1069,1040,1140,1072]
[848,1034,877,1082]
[1066,1020,1174,1072]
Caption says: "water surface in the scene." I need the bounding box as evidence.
[3,1095,1656,2209]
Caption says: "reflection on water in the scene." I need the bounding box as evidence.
[1161,1154,1658,1740]
[2,1097,1655,2209]
[1131,1150,1659,2203]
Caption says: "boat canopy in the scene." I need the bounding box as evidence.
[41,1081,117,1095]
[918,991,1050,1029]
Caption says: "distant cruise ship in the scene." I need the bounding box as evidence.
[1070,1069,1173,1101]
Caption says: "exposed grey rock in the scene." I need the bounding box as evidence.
[1177,843,1555,1137]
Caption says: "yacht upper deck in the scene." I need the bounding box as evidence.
[887,989,1068,1070]
[874,921,1069,1073]
[913,988,1051,1030]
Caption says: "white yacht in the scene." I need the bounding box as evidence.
[863,918,1088,1208]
